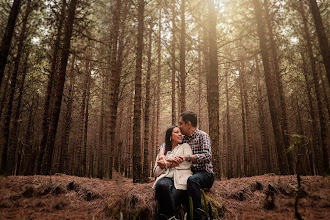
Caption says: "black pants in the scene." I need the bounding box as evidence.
[155,177,188,219]
[187,171,214,220]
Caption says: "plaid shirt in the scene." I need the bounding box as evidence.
[159,129,213,174]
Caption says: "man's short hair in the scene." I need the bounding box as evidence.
[180,111,197,127]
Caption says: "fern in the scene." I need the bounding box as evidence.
[201,189,209,215]
[189,196,193,220]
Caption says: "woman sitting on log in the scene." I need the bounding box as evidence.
[153,126,193,220]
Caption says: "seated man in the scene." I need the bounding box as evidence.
[158,111,214,219]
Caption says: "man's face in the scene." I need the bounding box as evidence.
[178,117,189,135]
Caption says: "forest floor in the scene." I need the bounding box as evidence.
[0,173,329,219]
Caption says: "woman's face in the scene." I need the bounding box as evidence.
[171,127,182,144]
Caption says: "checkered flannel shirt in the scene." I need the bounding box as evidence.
[159,129,214,174]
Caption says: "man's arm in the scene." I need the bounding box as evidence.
[181,133,212,164]
[194,133,212,163]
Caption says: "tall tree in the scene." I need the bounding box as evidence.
[298,0,329,174]
[255,55,272,173]
[308,0,330,87]
[179,0,186,112]
[40,0,78,175]
[132,0,145,183]
[225,69,233,178]
[142,24,153,181]
[251,0,289,174]
[171,1,176,125]
[59,55,75,174]
[37,0,67,174]
[206,0,220,179]
[1,0,31,175]
[155,9,162,147]
[107,0,123,179]
[0,0,22,87]
[264,0,293,174]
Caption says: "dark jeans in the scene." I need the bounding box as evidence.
[155,177,188,219]
[187,170,214,220]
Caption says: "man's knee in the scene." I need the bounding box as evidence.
[155,179,171,191]
[187,175,200,187]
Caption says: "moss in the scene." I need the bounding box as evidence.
[206,195,225,218]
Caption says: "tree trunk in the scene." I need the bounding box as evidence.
[150,85,157,173]
[59,56,75,174]
[298,0,329,174]
[308,0,330,87]
[13,52,29,175]
[132,0,145,183]
[264,0,293,174]
[301,52,317,175]
[23,96,37,175]
[225,69,233,179]
[37,0,66,174]
[206,0,220,179]
[156,10,162,148]
[75,62,89,176]
[0,70,10,118]
[179,0,186,112]
[142,25,153,181]
[40,0,77,175]
[252,0,289,174]
[171,2,176,125]
[1,0,30,175]
[255,55,272,173]
[0,0,22,86]
[82,64,91,176]
[239,68,248,176]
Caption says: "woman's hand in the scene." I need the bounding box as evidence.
[157,156,167,169]
[166,156,183,166]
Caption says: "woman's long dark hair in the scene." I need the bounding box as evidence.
[164,126,177,155]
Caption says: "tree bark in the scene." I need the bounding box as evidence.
[132,0,145,183]
[23,96,37,175]
[156,10,162,148]
[142,25,153,181]
[308,0,330,87]
[40,0,77,175]
[82,63,91,176]
[255,55,272,173]
[298,0,329,174]
[252,0,289,174]
[171,1,176,125]
[1,0,30,175]
[0,0,22,86]
[239,67,248,176]
[225,69,232,179]
[59,55,75,174]
[206,0,221,179]
[264,0,293,174]
[13,52,29,175]
[179,0,186,112]
[37,0,66,174]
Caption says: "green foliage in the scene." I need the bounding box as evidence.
[286,133,304,153]
[189,196,193,220]
[201,189,209,215]
[133,209,141,220]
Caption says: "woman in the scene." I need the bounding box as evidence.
[153,126,193,220]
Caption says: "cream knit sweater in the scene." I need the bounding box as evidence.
[152,143,193,190]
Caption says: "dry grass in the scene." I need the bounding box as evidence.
[0,174,329,219]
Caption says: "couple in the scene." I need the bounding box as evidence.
[153,111,214,220]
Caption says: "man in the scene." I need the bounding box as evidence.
[158,111,214,219]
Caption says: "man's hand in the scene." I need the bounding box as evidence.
[179,155,187,161]
[166,156,184,166]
